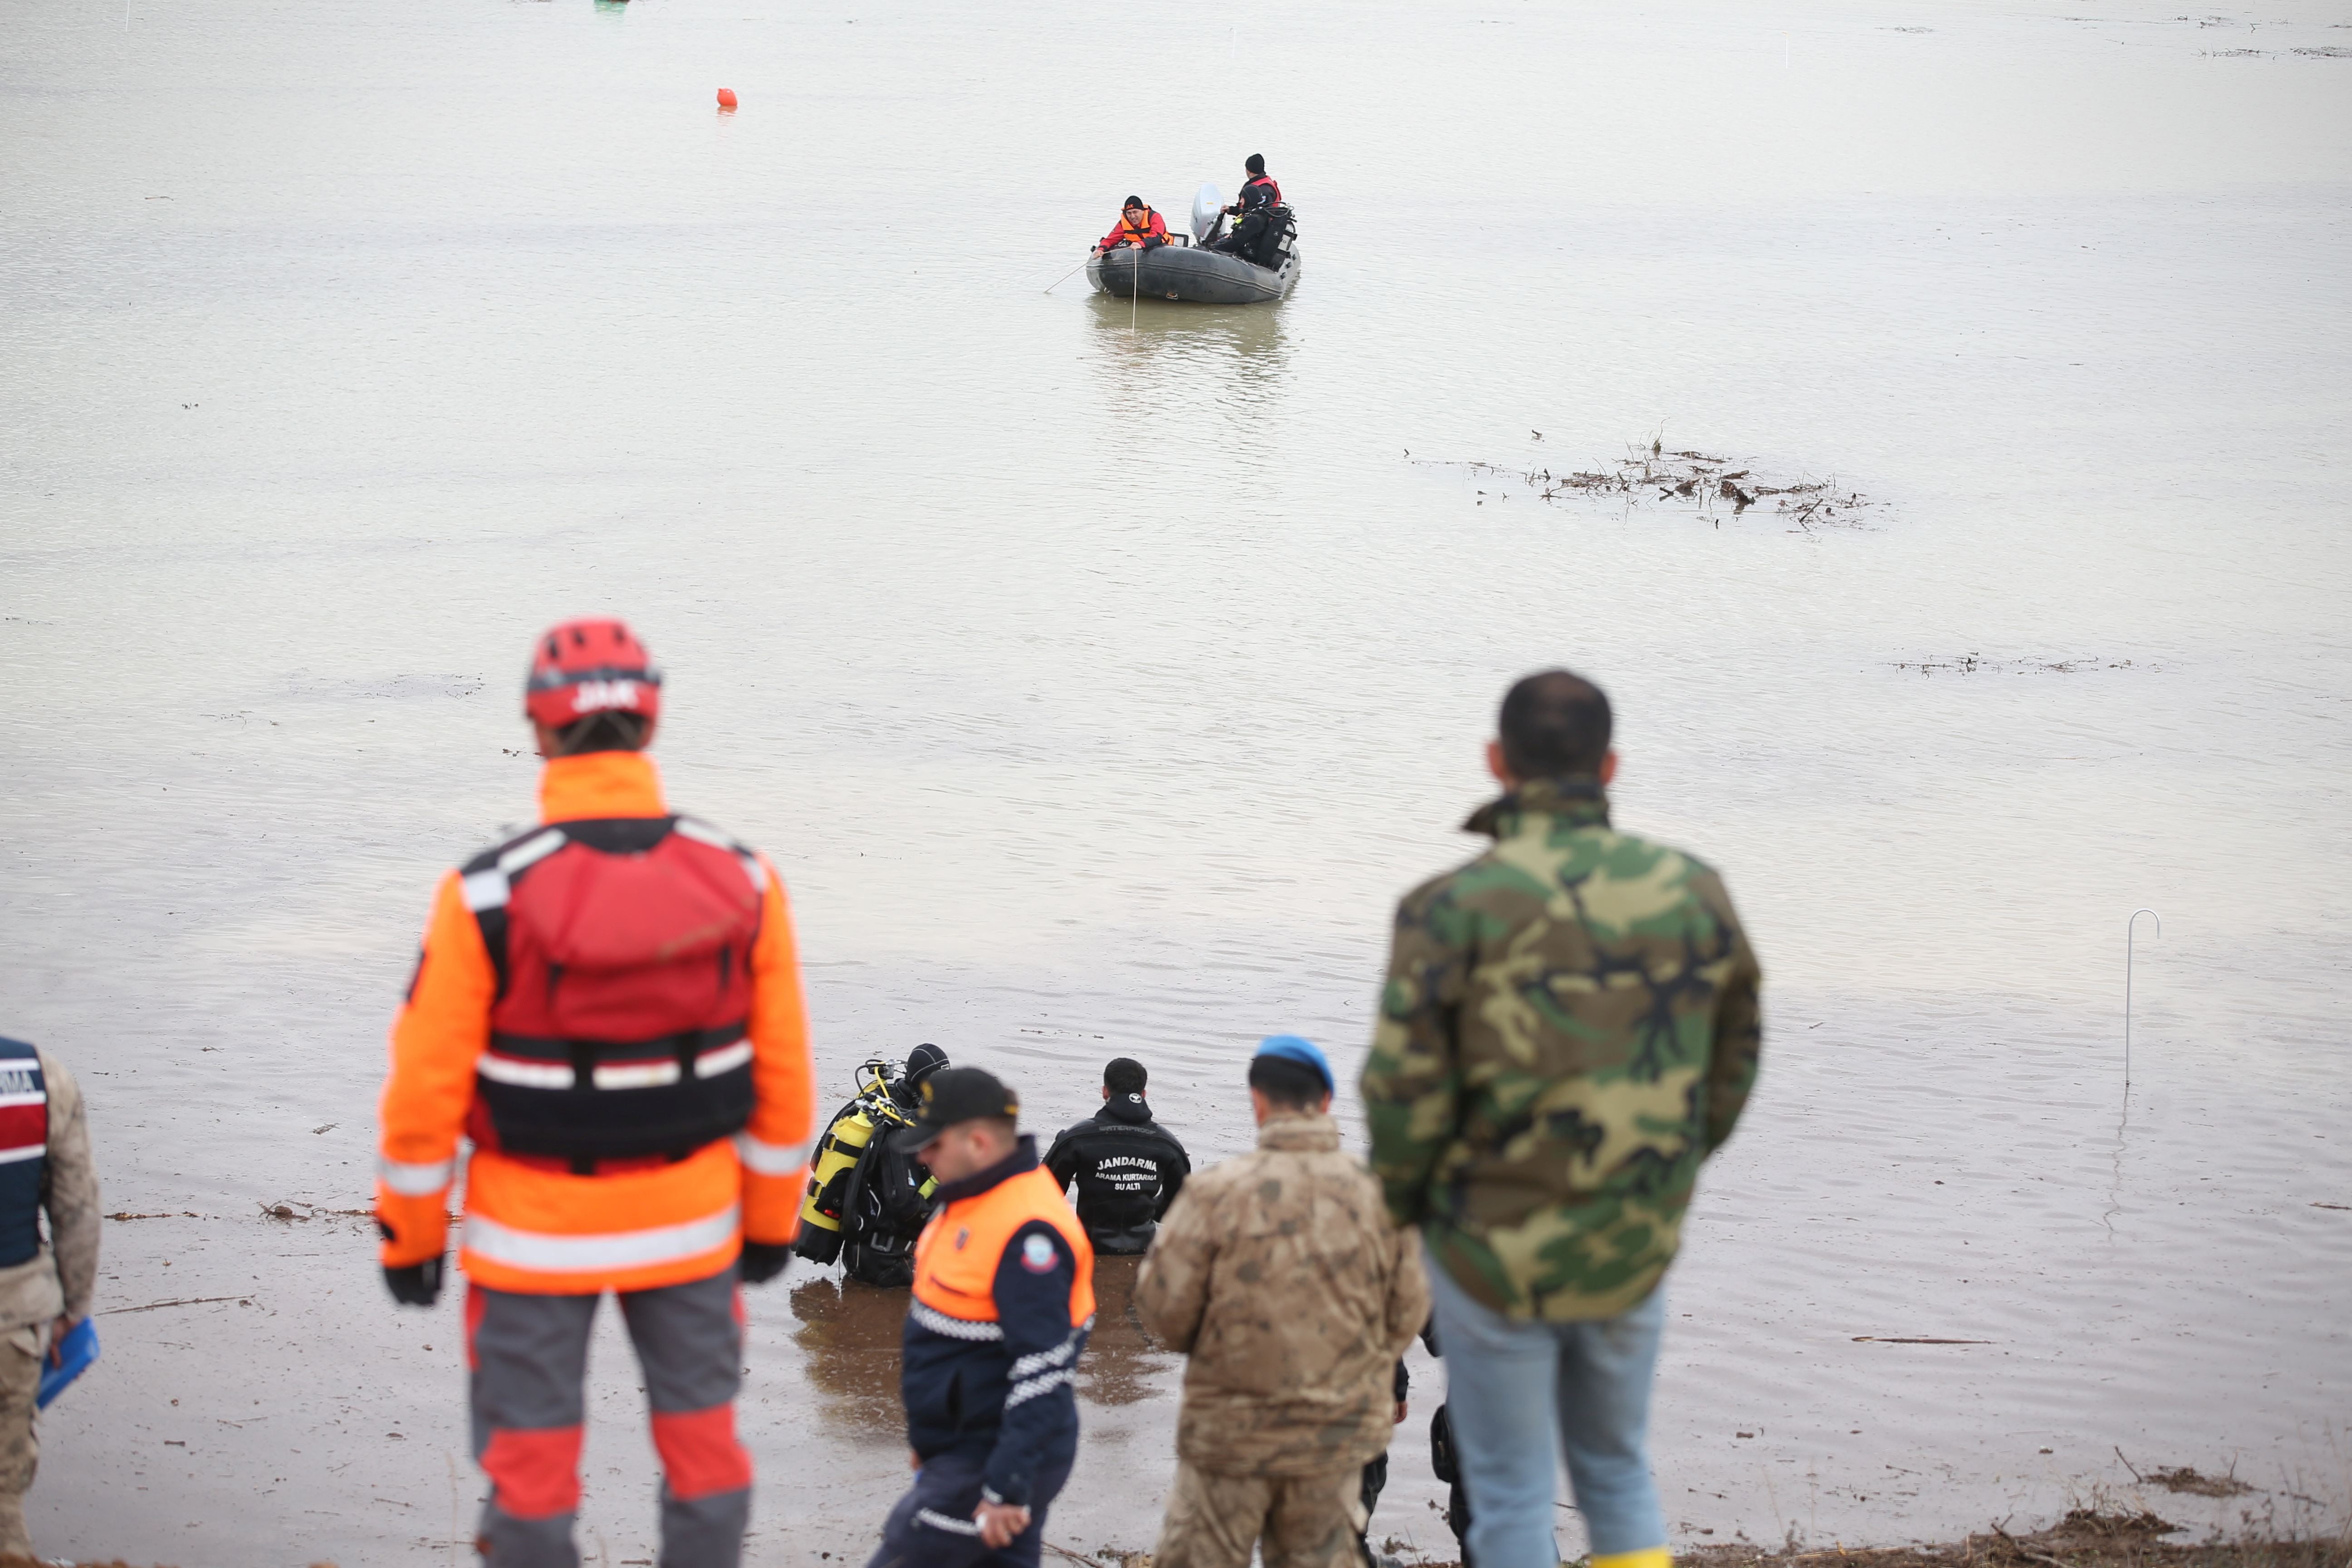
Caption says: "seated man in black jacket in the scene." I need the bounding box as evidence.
[1043,1058,1190,1254]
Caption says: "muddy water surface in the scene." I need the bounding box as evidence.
[3,0,2350,1561]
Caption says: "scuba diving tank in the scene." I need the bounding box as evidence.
[792,1060,900,1265]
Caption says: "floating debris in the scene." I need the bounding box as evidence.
[1891,653,2149,676]
[1417,441,1882,532]
[2142,1467,2258,1499]
[1852,1336,1993,1344]
[2116,1450,2259,1498]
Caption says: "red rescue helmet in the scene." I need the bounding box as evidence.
[524,617,663,728]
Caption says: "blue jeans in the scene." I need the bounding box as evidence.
[1425,1246,1669,1568]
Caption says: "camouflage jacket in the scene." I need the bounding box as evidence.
[1132,1112,1429,1477]
[1361,777,1761,1322]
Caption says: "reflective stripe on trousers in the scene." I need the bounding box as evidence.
[468,1268,752,1568]
[864,1446,1074,1568]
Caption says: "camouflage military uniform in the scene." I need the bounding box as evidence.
[1133,1112,1428,1568]
[1361,777,1761,1322]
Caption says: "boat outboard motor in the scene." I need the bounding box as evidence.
[1191,181,1224,243]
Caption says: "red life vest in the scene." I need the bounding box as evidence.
[1242,173,1282,207]
[461,815,764,1164]
[0,1039,46,1269]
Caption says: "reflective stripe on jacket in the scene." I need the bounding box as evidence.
[375,750,818,1294]
[902,1139,1095,1507]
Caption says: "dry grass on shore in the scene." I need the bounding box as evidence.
[1679,1509,2351,1568]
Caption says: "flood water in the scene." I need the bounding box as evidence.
[4,0,2351,1561]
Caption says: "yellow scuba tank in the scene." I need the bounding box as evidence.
[794,1060,926,1265]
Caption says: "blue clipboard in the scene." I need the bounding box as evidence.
[36,1318,97,1410]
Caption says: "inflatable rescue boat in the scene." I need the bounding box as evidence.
[1087,182,1299,305]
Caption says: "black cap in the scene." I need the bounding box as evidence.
[906,1042,949,1086]
[1124,194,1144,209]
[890,1066,1019,1152]
[1245,153,1265,174]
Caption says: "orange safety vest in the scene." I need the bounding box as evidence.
[1100,209,1166,250]
[375,750,819,1295]
[912,1164,1096,1328]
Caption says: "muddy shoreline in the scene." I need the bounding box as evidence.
[14,1505,2347,1568]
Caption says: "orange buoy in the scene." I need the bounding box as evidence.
[715,88,738,109]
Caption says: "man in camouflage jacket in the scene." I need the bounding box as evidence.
[1135,1036,1429,1568]
[1361,670,1761,1568]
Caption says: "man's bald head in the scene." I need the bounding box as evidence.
[1498,670,1613,780]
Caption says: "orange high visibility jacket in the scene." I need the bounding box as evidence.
[1098,208,1168,250]
[911,1164,1096,1330]
[374,750,818,1294]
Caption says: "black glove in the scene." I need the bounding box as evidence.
[384,1256,443,1307]
[739,1241,793,1285]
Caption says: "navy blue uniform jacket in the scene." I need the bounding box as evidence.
[901,1137,1090,1508]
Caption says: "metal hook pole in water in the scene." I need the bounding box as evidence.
[2125,908,2161,1087]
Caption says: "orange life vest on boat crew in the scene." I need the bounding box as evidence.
[912,1164,1096,1328]
[1100,208,1168,250]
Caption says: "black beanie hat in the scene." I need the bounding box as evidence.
[906,1042,949,1086]
[1124,194,1144,209]
[1245,154,1265,174]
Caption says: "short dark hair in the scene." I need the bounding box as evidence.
[1497,669,1612,779]
[550,710,651,757]
[1104,1057,1147,1096]
[1247,1054,1326,1110]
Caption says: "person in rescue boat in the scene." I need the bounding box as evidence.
[0,1037,98,1558]
[867,1067,1094,1568]
[1221,154,1282,216]
[1094,196,1169,254]
[374,617,818,1568]
[1209,156,1287,268]
[1043,1057,1189,1255]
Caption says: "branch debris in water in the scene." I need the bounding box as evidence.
[1417,442,1882,531]
[1891,654,2149,676]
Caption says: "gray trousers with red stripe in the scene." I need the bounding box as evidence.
[467,1268,752,1568]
